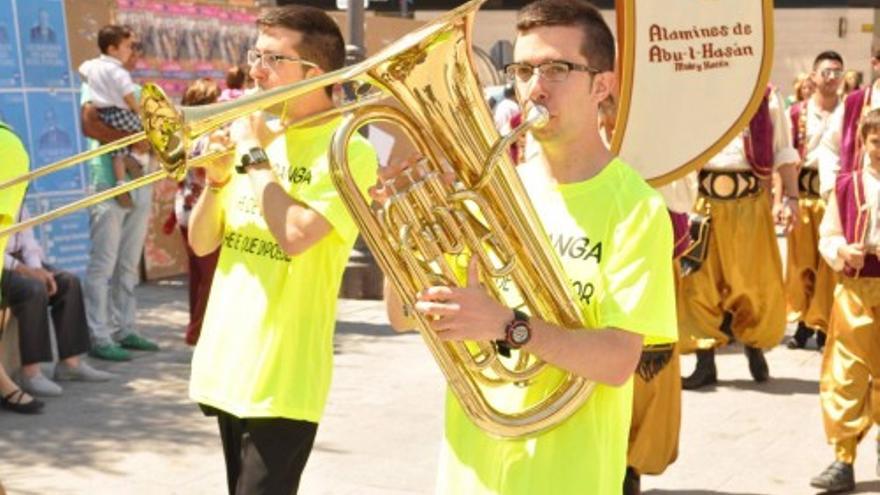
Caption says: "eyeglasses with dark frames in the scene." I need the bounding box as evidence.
[504,60,601,83]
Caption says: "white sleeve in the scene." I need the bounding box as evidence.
[770,89,800,169]
[110,65,139,101]
[818,191,847,271]
[817,105,844,198]
[657,172,698,213]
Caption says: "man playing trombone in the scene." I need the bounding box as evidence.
[186,6,378,494]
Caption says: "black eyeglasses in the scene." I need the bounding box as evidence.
[504,60,600,83]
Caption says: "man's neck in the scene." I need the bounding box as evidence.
[536,134,613,184]
[811,91,839,112]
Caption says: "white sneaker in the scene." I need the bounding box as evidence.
[54,361,115,382]
[19,373,63,397]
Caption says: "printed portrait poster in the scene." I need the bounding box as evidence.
[0,0,22,87]
[26,91,83,193]
[26,193,90,277]
[18,0,72,87]
[0,92,30,150]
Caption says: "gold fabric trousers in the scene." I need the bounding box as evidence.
[785,197,836,332]
[821,277,880,462]
[679,192,786,352]
[628,345,681,475]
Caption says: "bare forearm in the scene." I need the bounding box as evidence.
[246,165,327,256]
[777,162,800,197]
[523,320,644,387]
[188,188,225,256]
[81,104,130,143]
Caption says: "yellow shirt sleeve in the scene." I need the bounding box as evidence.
[598,193,678,344]
[0,128,30,303]
[296,137,378,246]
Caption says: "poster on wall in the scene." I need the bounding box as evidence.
[0,0,23,87]
[26,91,83,193]
[25,195,90,277]
[17,0,72,88]
[0,92,30,149]
[117,0,257,99]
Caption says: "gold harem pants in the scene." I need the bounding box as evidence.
[679,192,785,352]
[628,344,681,475]
[785,196,836,332]
[821,277,880,463]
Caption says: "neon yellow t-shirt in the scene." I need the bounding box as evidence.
[189,117,378,422]
[0,125,30,303]
[438,158,677,495]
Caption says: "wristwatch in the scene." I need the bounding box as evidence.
[504,309,532,349]
[235,147,269,174]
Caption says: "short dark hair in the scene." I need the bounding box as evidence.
[860,108,880,142]
[256,6,345,73]
[813,50,844,69]
[515,0,615,72]
[97,25,133,54]
[226,65,248,90]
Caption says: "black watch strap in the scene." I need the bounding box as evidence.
[235,147,269,174]
[495,309,530,356]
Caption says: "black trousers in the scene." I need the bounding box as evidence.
[206,406,318,495]
[0,267,92,364]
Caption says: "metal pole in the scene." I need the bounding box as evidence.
[347,0,366,65]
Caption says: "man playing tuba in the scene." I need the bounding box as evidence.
[381,1,677,493]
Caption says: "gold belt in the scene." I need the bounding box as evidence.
[698,170,760,200]
[798,167,820,198]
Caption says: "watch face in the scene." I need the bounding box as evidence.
[511,323,530,345]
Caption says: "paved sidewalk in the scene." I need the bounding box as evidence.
[2,279,880,494]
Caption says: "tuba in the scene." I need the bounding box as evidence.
[327,0,774,438]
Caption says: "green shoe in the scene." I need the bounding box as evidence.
[119,334,159,352]
[89,344,132,362]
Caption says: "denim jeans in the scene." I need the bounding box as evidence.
[83,184,153,346]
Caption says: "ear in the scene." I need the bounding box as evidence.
[591,71,617,105]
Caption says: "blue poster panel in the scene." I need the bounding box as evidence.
[0,0,22,87]
[17,0,71,88]
[26,194,90,277]
[26,91,82,193]
[0,91,30,150]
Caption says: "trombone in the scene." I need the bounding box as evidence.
[0,66,384,239]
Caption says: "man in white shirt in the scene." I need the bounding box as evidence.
[784,51,845,351]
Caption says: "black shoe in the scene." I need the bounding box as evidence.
[0,389,44,414]
[817,331,827,352]
[787,322,815,349]
[810,460,855,493]
[745,345,769,382]
[623,466,640,495]
[682,349,717,390]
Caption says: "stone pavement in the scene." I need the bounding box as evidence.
[2,278,880,494]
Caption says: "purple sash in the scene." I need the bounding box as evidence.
[789,100,806,159]
[840,87,870,174]
[835,166,880,277]
[669,210,691,259]
[745,86,774,178]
